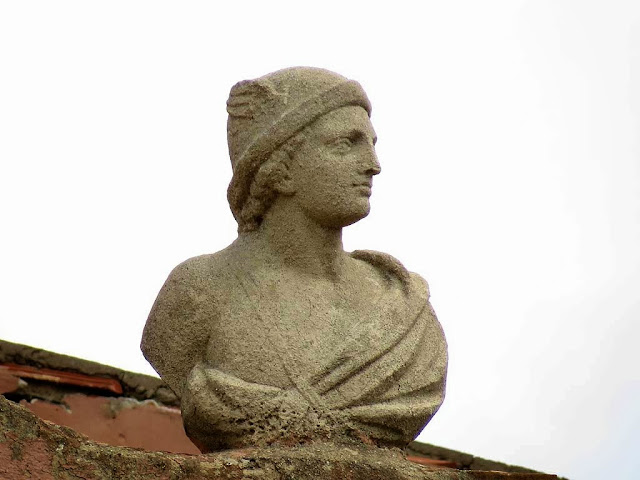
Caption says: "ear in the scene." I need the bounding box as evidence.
[271,151,296,196]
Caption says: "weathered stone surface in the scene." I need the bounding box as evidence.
[1,340,560,476]
[141,67,448,452]
[0,395,558,480]
[407,443,546,475]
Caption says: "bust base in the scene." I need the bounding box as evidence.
[0,395,556,479]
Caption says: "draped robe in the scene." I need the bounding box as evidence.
[142,250,447,452]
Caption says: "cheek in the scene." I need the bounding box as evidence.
[302,163,341,188]
[292,151,356,201]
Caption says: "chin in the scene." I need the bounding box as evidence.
[308,199,371,229]
[336,204,371,228]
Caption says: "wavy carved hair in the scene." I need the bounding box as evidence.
[236,128,308,233]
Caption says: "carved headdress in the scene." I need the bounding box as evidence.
[226,67,372,222]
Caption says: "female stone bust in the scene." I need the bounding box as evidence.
[141,67,447,452]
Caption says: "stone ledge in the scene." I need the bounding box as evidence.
[1,395,557,480]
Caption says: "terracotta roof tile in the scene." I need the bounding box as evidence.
[0,363,122,394]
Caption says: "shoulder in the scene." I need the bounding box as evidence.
[141,248,238,398]
[164,248,236,289]
[350,249,430,299]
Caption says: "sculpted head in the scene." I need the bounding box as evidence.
[226,67,380,232]
[143,67,447,452]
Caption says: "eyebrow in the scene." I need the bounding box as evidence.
[338,128,377,144]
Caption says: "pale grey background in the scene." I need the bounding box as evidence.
[1,2,639,479]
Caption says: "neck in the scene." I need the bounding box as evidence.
[240,200,346,279]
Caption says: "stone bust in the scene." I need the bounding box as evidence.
[141,67,447,452]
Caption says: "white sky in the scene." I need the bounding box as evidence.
[1,1,638,478]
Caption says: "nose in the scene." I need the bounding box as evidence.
[364,145,381,176]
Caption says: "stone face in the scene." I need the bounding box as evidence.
[141,67,448,452]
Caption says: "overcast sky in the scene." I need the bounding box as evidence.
[1,2,639,479]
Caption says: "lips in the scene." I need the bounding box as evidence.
[353,181,372,196]
[353,179,372,187]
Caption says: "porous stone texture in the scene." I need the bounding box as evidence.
[1,339,556,475]
[0,395,558,480]
[141,67,448,452]
[1,341,561,477]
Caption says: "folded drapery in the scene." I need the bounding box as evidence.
[181,252,447,451]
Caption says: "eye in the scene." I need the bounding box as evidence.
[331,138,353,153]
